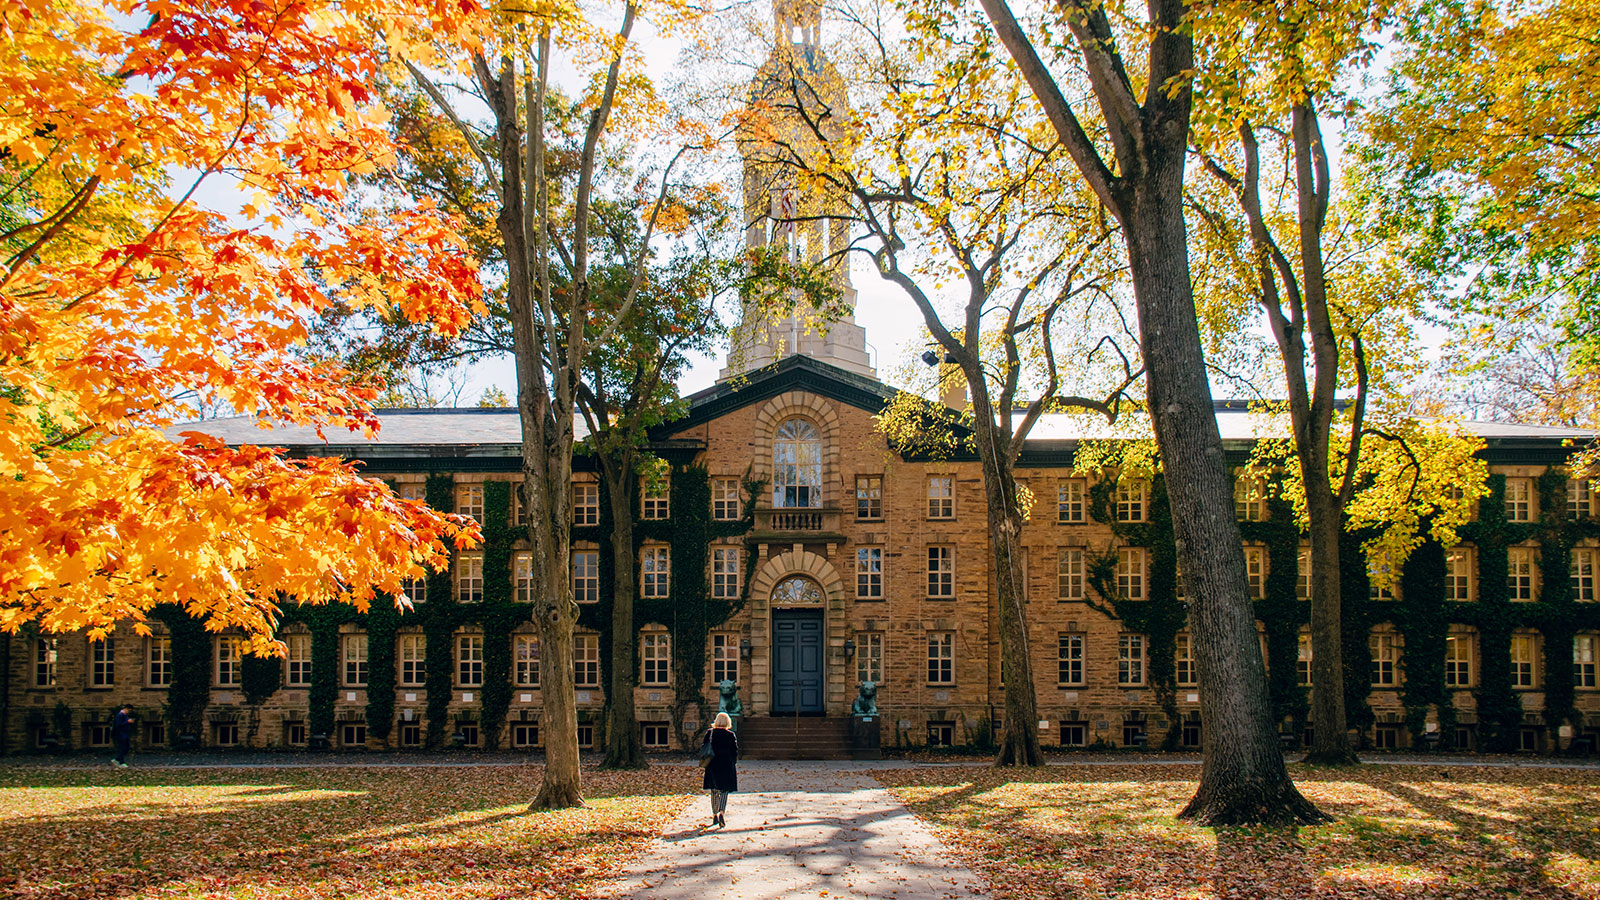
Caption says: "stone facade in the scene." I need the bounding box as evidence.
[4,357,1599,756]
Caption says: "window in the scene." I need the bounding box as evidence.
[456,551,484,603]
[573,550,599,604]
[927,632,954,684]
[1117,547,1146,600]
[927,546,954,598]
[397,482,426,502]
[1243,546,1266,599]
[1573,548,1597,602]
[1370,633,1400,687]
[456,483,484,523]
[1297,630,1313,686]
[286,633,312,687]
[927,475,955,518]
[34,638,57,687]
[711,477,741,521]
[573,481,599,526]
[1369,554,1396,601]
[1447,547,1475,601]
[856,548,883,599]
[214,723,239,747]
[1296,548,1312,599]
[1057,548,1084,600]
[1175,633,1196,687]
[1575,635,1597,688]
[148,636,172,687]
[1060,722,1087,747]
[642,722,669,749]
[711,547,741,600]
[215,636,242,687]
[712,634,740,685]
[342,634,368,687]
[1057,479,1086,524]
[399,723,423,747]
[641,545,670,599]
[1174,558,1186,602]
[1234,473,1264,521]
[286,722,308,746]
[510,723,538,748]
[1057,633,1084,685]
[514,551,534,603]
[773,419,822,508]
[1570,478,1594,520]
[341,723,367,747]
[1508,547,1537,601]
[403,573,427,606]
[927,721,955,747]
[514,635,540,687]
[1445,634,1473,687]
[856,632,884,684]
[89,638,114,688]
[1505,477,1534,522]
[457,634,484,687]
[1510,634,1538,688]
[398,634,426,686]
[642,632,671,686]
[575,635,600,688]
[855,475,883,520]
[641,479,670,519]
[1116,480,1148,523]
[1118,634,1146,686]
[576,724,595,748]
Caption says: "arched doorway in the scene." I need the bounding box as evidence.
[770,576,825,715]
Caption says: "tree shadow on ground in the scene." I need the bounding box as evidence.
[876,763,1600,900]
[0,764,690,899]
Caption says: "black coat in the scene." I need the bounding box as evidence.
[701,727,738,792]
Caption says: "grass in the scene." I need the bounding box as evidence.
[0,764,694,899]
[876,764,1600,899]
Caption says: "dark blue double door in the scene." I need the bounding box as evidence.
[772,609,824,715]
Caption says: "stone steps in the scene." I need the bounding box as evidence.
[737,717,855,760]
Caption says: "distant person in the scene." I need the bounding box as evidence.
[702,712,739,827]
[111,705,135,767]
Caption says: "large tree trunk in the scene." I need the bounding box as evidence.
[969,393,1044,766]
[600,453,646,769]
[1127,177,1323,827]
[482,48,583,810]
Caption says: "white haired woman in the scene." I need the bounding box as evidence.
[700,712,739,827]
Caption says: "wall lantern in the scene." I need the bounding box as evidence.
[739,638,752,661]
[843,638,856,659]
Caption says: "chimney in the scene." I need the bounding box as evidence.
[938,362,968,411]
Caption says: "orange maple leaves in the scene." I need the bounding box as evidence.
[1,0,488,643]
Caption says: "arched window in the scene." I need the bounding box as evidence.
[773,418,822,508]
[771,576,823,605]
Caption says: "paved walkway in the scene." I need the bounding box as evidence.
[595,761,989,900]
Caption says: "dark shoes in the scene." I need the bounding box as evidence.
[714,813,725,828]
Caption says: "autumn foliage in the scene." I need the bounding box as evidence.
[0,0,484,644]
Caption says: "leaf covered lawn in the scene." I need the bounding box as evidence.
[0,764,695,899]
[877,764,1600,899]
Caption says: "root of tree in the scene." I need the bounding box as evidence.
[528,783,586,812]
[1177,782,1330,827]
[993,735,1045,767]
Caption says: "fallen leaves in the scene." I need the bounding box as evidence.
[876,764,1600,900]
[0,765,693,899]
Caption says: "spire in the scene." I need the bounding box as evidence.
[721,0,875,382]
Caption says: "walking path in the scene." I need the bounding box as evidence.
[595,761,990,900]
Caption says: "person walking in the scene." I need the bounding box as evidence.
[111,705,135,767]
[701,712,738,828]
